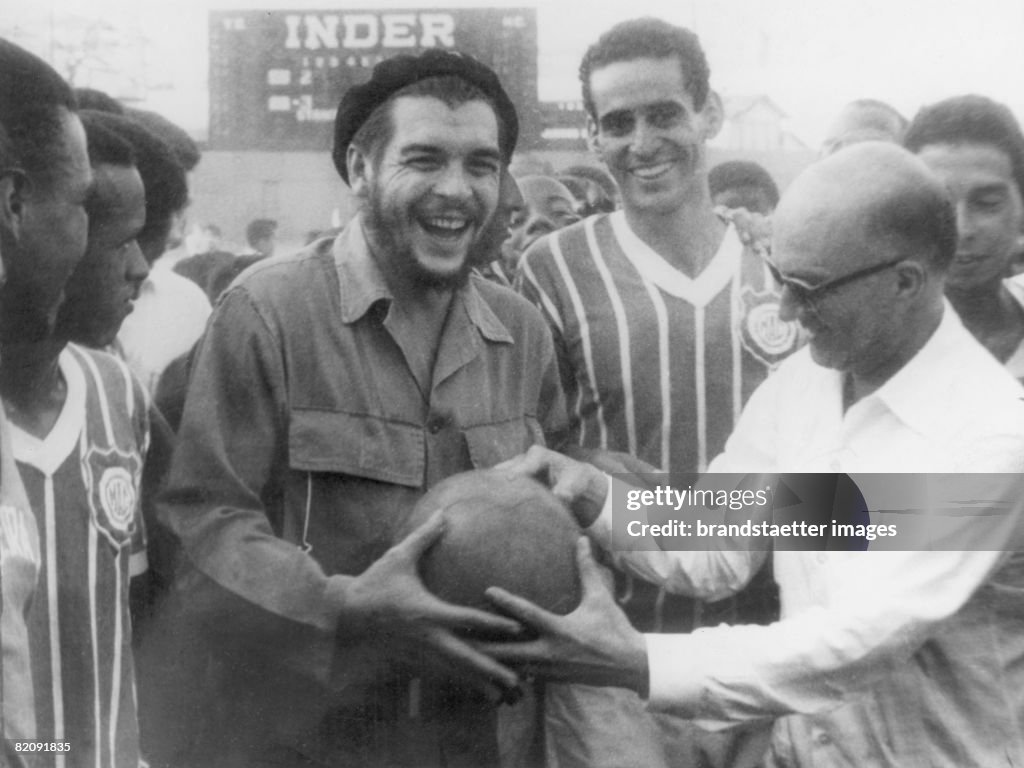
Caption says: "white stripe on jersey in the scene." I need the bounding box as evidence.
[585,218,637,456]
[638,272,671,471]
[78,349,115,446]
[113,348,151,457]
[88,512,100,768]
[119,355,134,422]
[549,233,608,448]
[518,258,565,336]
[694,306,707,472]
[731,271,743,423]
[110,558,122,768]
[44,478,65,767]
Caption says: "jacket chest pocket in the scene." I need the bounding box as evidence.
[463,415,545,469]
[289,409,425,487]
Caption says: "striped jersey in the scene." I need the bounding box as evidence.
[519,211,802,630]
[10,344,150,768]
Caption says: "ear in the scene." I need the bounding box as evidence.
[0,169,30,241]
[346,144,372,199]
[585,114,601,155]
[894,259,927,299]
[700,90,725,142]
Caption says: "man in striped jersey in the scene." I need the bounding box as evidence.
[517,17,802,768]
[0,122,40,768]
[0,39,95,763]
[1,107,153,768]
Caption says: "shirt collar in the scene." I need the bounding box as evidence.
[867,301,974,432]
[333,215,513,345]
[334,217,392,324]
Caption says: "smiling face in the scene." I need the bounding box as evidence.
[55,162,148,347]
[915,142,1024,292]
[353,95,502,290]
[586,56,719,216]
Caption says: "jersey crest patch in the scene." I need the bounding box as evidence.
[82,444,141,549]
[738,286,801,367]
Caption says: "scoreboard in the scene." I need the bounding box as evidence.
[208,8,539,152]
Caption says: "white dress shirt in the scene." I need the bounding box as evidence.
[116,263,212,393]
[589,304,1024,767]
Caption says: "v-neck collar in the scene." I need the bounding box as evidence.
[9,348,85,476]
[609,210,743,307]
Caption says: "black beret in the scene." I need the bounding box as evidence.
[332,48,519,184]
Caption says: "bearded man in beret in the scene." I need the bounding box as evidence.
[156,50,567,768]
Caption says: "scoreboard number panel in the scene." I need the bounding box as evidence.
[209,8,539,152]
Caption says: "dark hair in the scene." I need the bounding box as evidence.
[82,110,188,254]
[0,39,78,189]
[246,218,277,246]
[904,94,1024,198]
[81,112,135,167]
[579,18,710,118]
[350,75,506,171]
[708,160,780,207]
[74,87,125,115]
[126,108,201,171]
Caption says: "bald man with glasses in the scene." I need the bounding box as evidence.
[484,141,1024,768]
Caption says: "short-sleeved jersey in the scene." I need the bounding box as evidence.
[10,344,150,768]
[519,211,802,629]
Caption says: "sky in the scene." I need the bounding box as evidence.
[4,0,1024,147]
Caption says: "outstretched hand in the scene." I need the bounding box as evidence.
[342,510,524,703]
[478,537,649,694]
[495,445,609,527]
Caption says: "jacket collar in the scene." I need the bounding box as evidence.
[333,215,512,345]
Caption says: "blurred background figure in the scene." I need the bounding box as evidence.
[245,217,278,259]
[505,174,581,270]
[557,164,619,216]
[905,94,1024,379]
[708,159,780,215]
[821,98,908,156]
[184,222,224,256]
[74,86,126,114]
[174,246,263,304]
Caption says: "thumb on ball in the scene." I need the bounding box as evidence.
[575,537,604,596]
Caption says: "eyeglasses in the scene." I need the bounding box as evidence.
[764,255,906,311]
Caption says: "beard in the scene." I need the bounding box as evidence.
[365,184,481,291]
